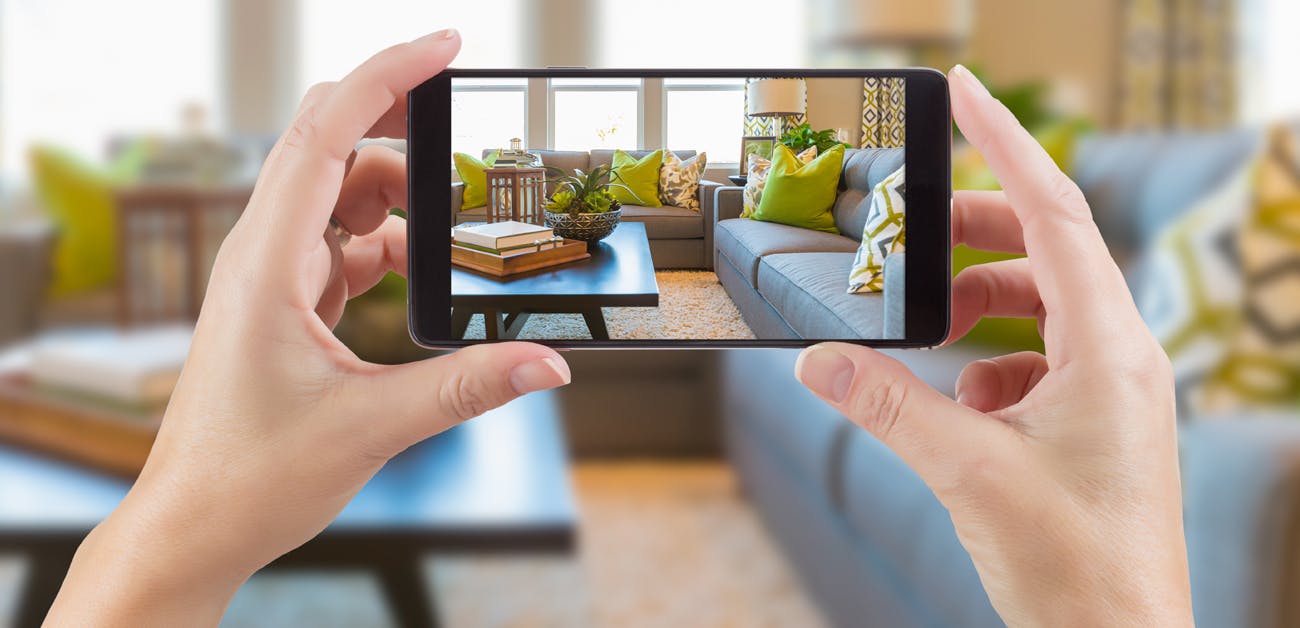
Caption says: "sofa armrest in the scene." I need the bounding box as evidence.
[714,185,744,222]
[450,182,465,217]
[1181,418,1300,628]
[698,180,723,270]
[882,252,906,340]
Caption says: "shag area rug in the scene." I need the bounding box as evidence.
[0,463,823,627]
[462,271,756,341]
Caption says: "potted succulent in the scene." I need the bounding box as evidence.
[542,164,633,242]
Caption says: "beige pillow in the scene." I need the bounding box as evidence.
[742,146,816,218]
[659,151,707,210]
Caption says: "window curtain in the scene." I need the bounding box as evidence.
[861,77,906,148]
[1118,0,1236,130]
[742,78,806,137]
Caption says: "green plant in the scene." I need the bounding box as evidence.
[542,164,631,215]
[779,123,849,154]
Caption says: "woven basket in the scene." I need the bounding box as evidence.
[544,208,622,242]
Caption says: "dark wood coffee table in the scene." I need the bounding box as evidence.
[451,222,659,340]
[0,392,575,628]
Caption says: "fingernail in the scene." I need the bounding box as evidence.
[795,345,855,404]
[509,356,571,394]
[950,64,989,97]
[419,28,459,43]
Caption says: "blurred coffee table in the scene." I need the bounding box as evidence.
[451,222,660,340]
[0,392,575,628]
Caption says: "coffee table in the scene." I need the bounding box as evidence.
[0,392,575,628]
[451,222,659,340]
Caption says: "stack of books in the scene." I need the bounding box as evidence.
[451,221,589,276]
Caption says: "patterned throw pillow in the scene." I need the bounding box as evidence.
[659,151,707,210]
[1196,126,1300,413]
[742,146,816,218]
[848,165,906,293]
[1137,163,1252,414]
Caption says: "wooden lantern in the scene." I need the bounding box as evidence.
[485,166,546,224]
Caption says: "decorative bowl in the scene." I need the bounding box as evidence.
[544,208,622,242]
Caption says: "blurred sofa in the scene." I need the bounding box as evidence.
[713,147,906,340]
[720,128,1300,628]
[452,149,722,269]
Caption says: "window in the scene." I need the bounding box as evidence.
[298,1,522,95]
[0,0,219,184]
[1240,0,1300,122]
[550,78,641,151]
[664,79,746,163]
[452,79,527,157]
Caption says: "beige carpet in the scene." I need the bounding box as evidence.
[463,272,756,341]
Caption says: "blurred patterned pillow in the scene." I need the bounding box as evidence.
[848,165,905,293]
[742,146,816,218]
[1196,126,1300,413]
[659,151,707,211]
[1138,162,1251,414]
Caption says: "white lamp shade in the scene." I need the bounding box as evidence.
[746,78,806,117]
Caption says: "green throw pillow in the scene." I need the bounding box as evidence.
[752,144,843,234]
[453,150,499,210]
[610,149,662,207]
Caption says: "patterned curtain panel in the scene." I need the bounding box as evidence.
[742,78,806,137]
[1119,0,1236,131]
[861,77,906,148]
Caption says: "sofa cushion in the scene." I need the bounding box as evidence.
[591,149,694,172]
[619,204,703,239]
[715,218,860,287]
[834,147,907,238]
[757,252,886,338]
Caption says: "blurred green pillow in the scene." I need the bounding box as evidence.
[29,144,145,297]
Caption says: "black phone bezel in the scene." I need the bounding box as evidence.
[407,68,950,349]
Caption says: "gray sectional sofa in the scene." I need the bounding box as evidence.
[452,149,721,269]
[721,129,1300,628]
[713,147,907,340]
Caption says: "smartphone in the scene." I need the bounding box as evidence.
[407,68,950,349]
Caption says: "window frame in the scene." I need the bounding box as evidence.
[449,80,529,161]
[661,80,746,166]
[546,78,645,151]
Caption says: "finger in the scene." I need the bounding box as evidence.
[946,258,1044,346]
[795,343,1014,498]
[258,29,460,255]
[952,190,1024,254]
[314,233,348,328]
[341,214,408,298]
[334,144,407,237]
[949,65,1140,363]
[359,342,571,455]
[955,352,1050,414]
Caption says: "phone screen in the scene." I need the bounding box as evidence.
[409,70,950,347]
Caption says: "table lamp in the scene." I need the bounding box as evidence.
[746,78,806,138]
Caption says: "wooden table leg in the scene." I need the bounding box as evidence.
[449,307,472,339]
[503,311,532,338]
[483,309,505,340]
[14,543,78,628]
[376,556,440,628]
[580,308,609,340]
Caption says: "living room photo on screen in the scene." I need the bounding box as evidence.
[447,75,907,341]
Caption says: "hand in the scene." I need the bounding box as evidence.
[795,65,1192,626]
[46,29,571,627]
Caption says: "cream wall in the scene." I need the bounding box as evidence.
[804,78,866,146]
[965,0,1120,124]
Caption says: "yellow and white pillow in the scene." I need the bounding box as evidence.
[742,146,816,218]
[848,165,905,293]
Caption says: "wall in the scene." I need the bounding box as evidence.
[965,0,1120,125]
[805,78,866,147]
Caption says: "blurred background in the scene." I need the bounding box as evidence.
[0,0,1298,626]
